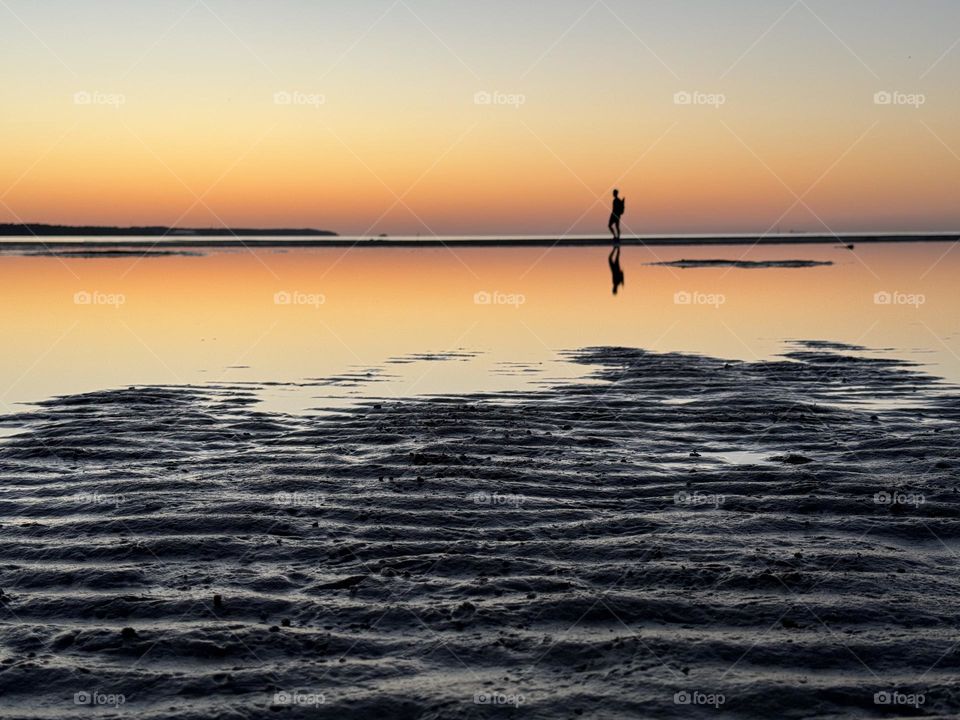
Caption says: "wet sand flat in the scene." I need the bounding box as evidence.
[1,344,959,718]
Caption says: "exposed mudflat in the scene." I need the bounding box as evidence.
[1,343,959,719]
[650,259,834,269]
[16,249,206,258]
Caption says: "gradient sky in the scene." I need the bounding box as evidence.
[1,0,959,235]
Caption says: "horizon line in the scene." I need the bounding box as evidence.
[1,230,958,250]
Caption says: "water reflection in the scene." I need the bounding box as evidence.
[609,246,625,295]
[0,242,957,414]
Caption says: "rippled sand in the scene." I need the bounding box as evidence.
[1,343,958,718]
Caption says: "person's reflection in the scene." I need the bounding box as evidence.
[609,246,625,295]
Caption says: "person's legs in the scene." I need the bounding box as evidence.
[609,214,619,240]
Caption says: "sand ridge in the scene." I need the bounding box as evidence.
[0,343,958,718]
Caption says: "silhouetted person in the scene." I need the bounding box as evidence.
[609,189,625,243]
[609,246,625,295]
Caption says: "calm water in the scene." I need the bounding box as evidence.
[0,241,957,415]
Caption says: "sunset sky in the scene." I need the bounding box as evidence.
[1,0,959,236]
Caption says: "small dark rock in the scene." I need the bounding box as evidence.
[452,601,477,621]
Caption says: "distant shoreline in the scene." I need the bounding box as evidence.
[0,224,338,238]
[0,232,957,249]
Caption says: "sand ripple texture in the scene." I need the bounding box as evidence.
[1,343,959,719]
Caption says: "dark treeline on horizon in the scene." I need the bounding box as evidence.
[0,224,338,237]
